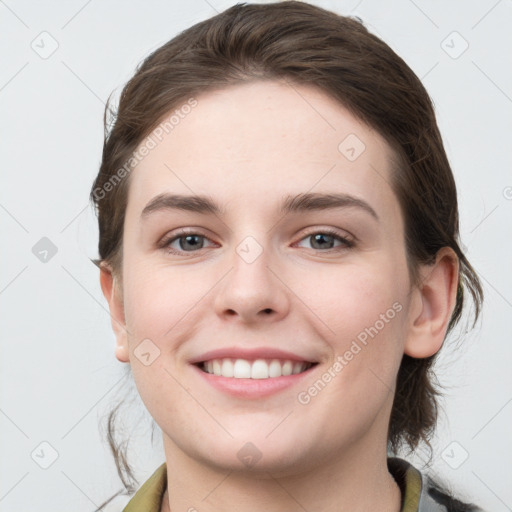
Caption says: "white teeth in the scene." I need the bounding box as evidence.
[233,359,252,378]
[292,362,304,375]
[281,360,293,376]
[213,359,222,376]
[221,359,234,378]
[251,359,269,379]
[202,358,312,379]
[268,359,282,378]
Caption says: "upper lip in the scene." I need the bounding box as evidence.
[189,347,318,364]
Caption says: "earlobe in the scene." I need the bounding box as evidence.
[404,247,459,359]
[99,262,130,363]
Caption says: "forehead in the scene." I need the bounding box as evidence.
[126,80,399,221]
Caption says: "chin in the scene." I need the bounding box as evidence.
[191,434,319,477]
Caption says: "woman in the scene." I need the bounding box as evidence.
[91,2,484,510]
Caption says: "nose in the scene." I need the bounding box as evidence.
[213,238,290,325]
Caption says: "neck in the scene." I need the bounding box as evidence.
[161,437,402,512]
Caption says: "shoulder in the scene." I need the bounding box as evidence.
[421,473,485,512]
[122,462,167,512]
[387,457,485,512]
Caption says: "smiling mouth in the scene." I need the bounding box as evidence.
[197,358,316,379]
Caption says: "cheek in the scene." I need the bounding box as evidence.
[300,260,408,397]
[287,266,408,454]
[120,262,201,427]
[122,260,199,341]
[298,259,407,343]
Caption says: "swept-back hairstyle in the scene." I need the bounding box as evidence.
[90,1,483,509]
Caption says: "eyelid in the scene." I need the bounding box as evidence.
[158,227,216,249]
[298,226,355,242]
[159,225,356,255]
[294,227,355,250]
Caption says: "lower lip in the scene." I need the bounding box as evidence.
[192,364,315,399]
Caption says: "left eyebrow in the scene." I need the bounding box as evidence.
[140,192,379,221]
[280,192,379,221]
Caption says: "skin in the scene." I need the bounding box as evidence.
[100,80,459,512]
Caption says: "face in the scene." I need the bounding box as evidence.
[112,80,419,475]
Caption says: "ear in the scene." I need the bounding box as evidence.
[99,262,130,363]
[404,247,459,358]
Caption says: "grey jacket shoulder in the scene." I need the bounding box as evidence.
[419,472,485,512]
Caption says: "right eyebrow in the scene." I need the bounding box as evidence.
[141,193,224,219]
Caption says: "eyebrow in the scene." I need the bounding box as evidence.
[140,192,379,221]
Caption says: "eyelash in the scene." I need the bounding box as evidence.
[160,228,355,255]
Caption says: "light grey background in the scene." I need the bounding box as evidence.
[1,0,511,511]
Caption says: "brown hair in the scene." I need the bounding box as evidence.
[91,1,483,508]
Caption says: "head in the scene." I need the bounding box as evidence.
[91,0,483,493]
